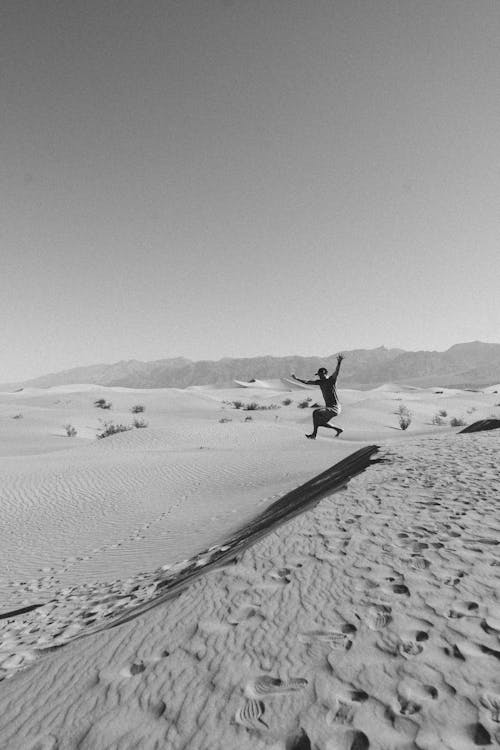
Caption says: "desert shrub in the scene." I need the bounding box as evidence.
[397,404,412,430]
[438,409,448,417]
[11,413,23,419]
[219,417,232,423]
[297,398,312,409]
[94,399,112,410]
[450,416,466,427]
[97,421,132,439]
[244,402,259,411]
[431,414,445,426]
[466,407,477,414]
[282,398,292,406]
[131,404,145,414]
[133,418,148,429]
[244,415,253,421]
[232,400,244,409]
[64,424,77,437]
[399,414,412,430]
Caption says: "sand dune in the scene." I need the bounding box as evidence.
[0,382,499,748]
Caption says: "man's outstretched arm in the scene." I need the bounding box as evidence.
[330,353,344,382]
[291,374,318,385]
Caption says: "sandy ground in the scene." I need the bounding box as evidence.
[0,381,499,749]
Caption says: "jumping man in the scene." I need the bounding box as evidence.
[291,354,344,439]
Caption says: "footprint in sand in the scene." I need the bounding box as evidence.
[286,728,311,750]
[299,630,353,663]
[350,690,369,703]
[398,698,421,716]
[227,605,264,626]
[246,674,308,698]
[149,699,166,719]
[344,729,370,750]
[470,722,492,746]
[366,605,392,630]
[327,699,355,725]
[269,567,292,584]
[392,583,411,596]
[398,641,424,658]
[119,661,146,678]
[234,698,268,730]
[480,692,500,722]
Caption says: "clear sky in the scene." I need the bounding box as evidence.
[2,0,499,381]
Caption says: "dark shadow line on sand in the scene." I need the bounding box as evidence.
[26,446,383,660]
[74,444,383,637]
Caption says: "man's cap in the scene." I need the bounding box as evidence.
[315,367,328,375]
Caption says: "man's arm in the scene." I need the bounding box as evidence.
[329,354,344,383]
[291,374,318,386]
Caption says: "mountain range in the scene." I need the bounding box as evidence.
[4,342,500,391]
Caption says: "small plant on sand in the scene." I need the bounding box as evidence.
[297,398,312,409]
[133,418,148,429]
[94,398,112,410]
[450,416,466,427]
[466,407,477,414]
[282,398,292,406]
[244,402,259,411]
[397,404,412,430]
[219,417,232,423]
[244,415,253,422]
[232,400,244,409]
[438,409,448,417]
[96,421,132,439]
[131,404,145,414]
[431,414,445,426]
[11,413,23,419]
[64,424,77,437]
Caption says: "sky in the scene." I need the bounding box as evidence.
[2,0,500,381]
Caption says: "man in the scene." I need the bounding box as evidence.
[291,354,344,439]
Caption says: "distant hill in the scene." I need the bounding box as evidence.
[4,342,500,390]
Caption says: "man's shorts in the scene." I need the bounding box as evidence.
[315,404,341,424]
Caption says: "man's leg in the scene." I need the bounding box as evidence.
[305,409,322,439]
[307,409,343,439]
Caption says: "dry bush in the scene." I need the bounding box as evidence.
[131,405,145,414]
[94,399,112,410]
[133,418,148,429]
[450,416,466,427]
[97,422,132,439]
[244,402,259,411]
[399,414,412,430]
[64,424,77,437]
[431,414,445,426]
[282,398,292,406]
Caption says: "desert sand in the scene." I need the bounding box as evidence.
[0,380,499,749]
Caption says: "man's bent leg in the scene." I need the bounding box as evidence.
[305,409,322,439]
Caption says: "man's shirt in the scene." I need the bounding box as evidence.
[314,376,339,408]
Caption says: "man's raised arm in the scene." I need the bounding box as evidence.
[330,353,344,382]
